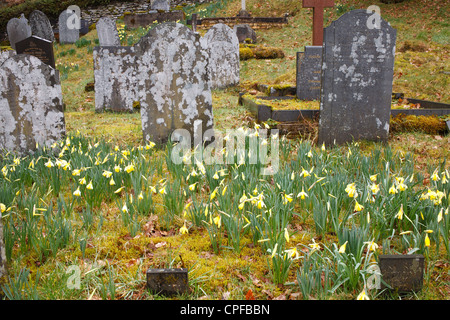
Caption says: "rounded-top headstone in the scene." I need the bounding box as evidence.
[58,9,80,44]
[29,10,55,42]
[7,14,32,50]
[96,17,120,46]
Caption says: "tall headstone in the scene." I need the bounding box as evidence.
[204,23,240,89]
[58,9,80,44]
[296,46,322,100]
[96,17,120,47]
[29,10,55,42]
[6,14,32,50]
[15,35,56,68]
[318,10,397,147]
[302,0,335,46]
[136,22,214,146]
[0,54,65,153]
[93,46,139,112]
[233,24,257,43]
[151,0,170,11]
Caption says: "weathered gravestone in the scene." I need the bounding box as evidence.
[96,17,120,47]
[93,46,139,112]
[0,50,15,65]
[135,22,214,147]
[151,0,170,11]
[0,55,65,154]
[317,9,397,147]
[29,10,55,42]
[58,9,80,44]
[204,23,240,89]
[15,35,56,68]
[6,14,32,51]
[296,46,322,100]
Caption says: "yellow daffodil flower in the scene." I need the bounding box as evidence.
[210,188,218,201]
[389,184,398,195]
[354,200,364,212]
[72,168,82,176]
[370,183,380,194]
[73,187,81,197]
[284,228,290,243]
[222,185,228,196]
[125,164,135,173]
[213,215,221,228]
[357,289,370,300]
[364,241,379,252]
[122,204,128,213]
[110,177,116,186]
[138,191,144,200]
[86,181,93,190]
[180,222,189,235]
[283,193,293,205]
[114,186,125,194]
[44,159,54,168]
[370,174,378,182]
[271,243,278,258]
[0,203,6,213]
[188,182,198,191]
[431,170,440,181]
[103,170,112,178]
[79,177,86,185]
[396,204,404,220]
[425,234,430,247]
[297,188,308,200]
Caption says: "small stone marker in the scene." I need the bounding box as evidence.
[15,35,56,68]
[204,23,240,89]
[58,9,80,44]
[151,0,170,11]
[0,54,65,154]
[302,0,335,46]
[147,268,188,296]
[29,10,55,42]
[6,14,32,50]
[318,9,397,146]
[96,17,120,46]
[379,255,424,292]
[233,24,257,43]
[137,22,214,147]
[296,46,322,100]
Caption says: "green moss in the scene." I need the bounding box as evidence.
[390,114,448,135]
[239,47,254,60]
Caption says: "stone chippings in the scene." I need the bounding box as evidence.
[0,54,65,154]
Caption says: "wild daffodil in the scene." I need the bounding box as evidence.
[73,187,81,197]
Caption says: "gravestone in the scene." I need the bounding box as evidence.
[318,10,397,147]
[58,9,80,44]
[93,46,139,112]
[379,255,424,292]
[29,10,55,42]
[302,0,335,46]
[204,23,240,89]
[6,14,32,50]
[233,24,257,43]
[15,35,56,68]
[151,0,170,11]
[96,17,120,46]
[136,22,214,147]
[147,268,189,296]
[0,54,65,154]
[296,46,322,100]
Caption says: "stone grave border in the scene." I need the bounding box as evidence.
[239,91,450,126]
[186,14,289,30]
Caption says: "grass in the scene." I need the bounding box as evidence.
[0,0,449,301]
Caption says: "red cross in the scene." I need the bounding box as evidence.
[303,0,335,46]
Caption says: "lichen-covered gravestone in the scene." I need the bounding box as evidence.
[58,9,80,44]
[6,14,32,50]
[318,9,396,147]
[96,17,120,47]
[0,55,65,154]
[136,23,214,146]
[29,10,55,42]
[204,23,240,89]
[296,46,323,100]
[93,46,139,112]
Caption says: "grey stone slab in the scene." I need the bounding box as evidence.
[296,46,323,101]
[93,46,138,112]
[15,35,55,68]
[135,23,214,147]
[58,9,80,44]
[146,268,188,296]
[379,255,424,292]
[96,17,120,47]
[204,23,240,89]
[0,54,65,154]
[29,10,55,42]
[7,14,32,50]
[318,9,397,147]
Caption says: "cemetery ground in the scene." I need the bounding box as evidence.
[1,0,449,300]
